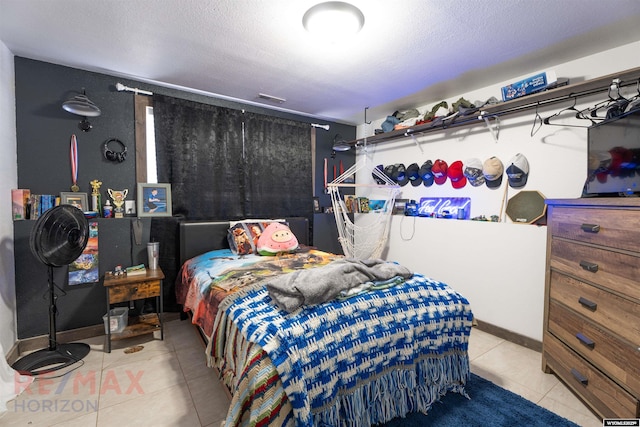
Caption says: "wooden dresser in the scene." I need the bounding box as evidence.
[543,198,640,419]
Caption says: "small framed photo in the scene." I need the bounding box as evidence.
[313,197,321,213]
[137,183,172,217]
[60,192,88,211]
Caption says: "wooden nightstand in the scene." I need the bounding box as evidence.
[103,268,164,352]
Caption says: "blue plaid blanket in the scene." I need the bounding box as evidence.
[217,272,473,426]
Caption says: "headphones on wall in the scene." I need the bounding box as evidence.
[103,138,127,163]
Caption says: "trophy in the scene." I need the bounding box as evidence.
[107,188,128,218]
[90,179,102,213]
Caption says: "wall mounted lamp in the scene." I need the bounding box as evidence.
[332,134,352,152]
[62,89,101,132]
[303,2,365,42]
[62,89,101,117]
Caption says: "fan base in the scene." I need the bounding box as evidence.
[11,343,91,376]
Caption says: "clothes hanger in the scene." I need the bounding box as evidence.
[530,102,543,137]
[625,78,640,103]
[582,82,628,120]
[624,79,640,113]
[543,97,591,128]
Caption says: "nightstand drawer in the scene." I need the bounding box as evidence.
[108,280,161,303]
[544,332,639,418]
[549,206,640,252]
[548,300,640,395]
[549,271,640,345]
[550,239,640,301]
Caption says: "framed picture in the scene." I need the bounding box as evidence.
[137,183,172,217]
[313,197,321,213]
[60,192,88,211]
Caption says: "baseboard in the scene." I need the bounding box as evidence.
[4,342,20,367]
[5,312,180,366]
[474,319,542,353]
[5,324,105,366]
[6,314,535,366]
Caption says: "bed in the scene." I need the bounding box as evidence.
[176,218,473,427]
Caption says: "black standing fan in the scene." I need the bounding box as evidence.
[12,205,91,375]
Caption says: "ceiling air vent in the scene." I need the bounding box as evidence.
[257,93,286,104]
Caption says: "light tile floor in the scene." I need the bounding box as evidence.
[1,320,602,426]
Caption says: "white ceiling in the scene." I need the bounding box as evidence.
[1,0,640,124]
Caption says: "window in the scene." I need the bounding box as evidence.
[145,106,157,183]
[134,95,156,184]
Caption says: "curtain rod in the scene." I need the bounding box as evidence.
[115,82,153,96]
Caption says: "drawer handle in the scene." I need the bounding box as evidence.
[580,223,600,233]
[579,260,599,273]
[578,296,597,311]
[576,333,595,349]
[571,368,588,385]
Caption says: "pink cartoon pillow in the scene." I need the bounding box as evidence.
[256,223,299,256]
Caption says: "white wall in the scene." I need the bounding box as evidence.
[0,41,18,353]
[355,41,640,341]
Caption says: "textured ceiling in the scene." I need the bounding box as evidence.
[1,0,640,124]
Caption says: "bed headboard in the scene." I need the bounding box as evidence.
[179,217,309,264]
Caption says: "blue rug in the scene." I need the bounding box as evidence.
[382,373,580,426]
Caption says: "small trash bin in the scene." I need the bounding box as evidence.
[103,307,129,334]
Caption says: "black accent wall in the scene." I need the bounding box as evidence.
[14,57,355,339]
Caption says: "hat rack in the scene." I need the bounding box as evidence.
[348,65,640,149]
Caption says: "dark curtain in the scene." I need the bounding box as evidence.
[243,112,313,219]
[153,94,312,221]
[150,95,312,311]
[152,94,245,220]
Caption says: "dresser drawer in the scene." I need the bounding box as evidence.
[550,239,640,301]
[549,206,640,252]
[548,300,640,395]
[549,271,640,345]
[544,332,639,418]
[108,280,161,303]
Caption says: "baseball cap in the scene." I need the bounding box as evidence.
[406,163,422,186]
[483,157,504,189]
[384,165,395,181]
[506,153,530,188]
[372,165,385,184]
[432,159,448,185]
[447,160,467,189]
[391,164,409,186]
[419,160,434,187]
[463,158,485,187]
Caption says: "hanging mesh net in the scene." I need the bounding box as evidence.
[328,160,400,259]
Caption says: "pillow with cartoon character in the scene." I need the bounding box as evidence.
[227,223,255,255]
[227,219,286,255]
[256,222,299,256]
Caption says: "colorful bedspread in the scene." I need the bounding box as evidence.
[210,272,473,427]
[176,247,339,336]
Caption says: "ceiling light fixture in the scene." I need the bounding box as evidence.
[62,89,101,117]
[302,2,365,42]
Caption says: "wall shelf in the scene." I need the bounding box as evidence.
[349,66,640,147]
